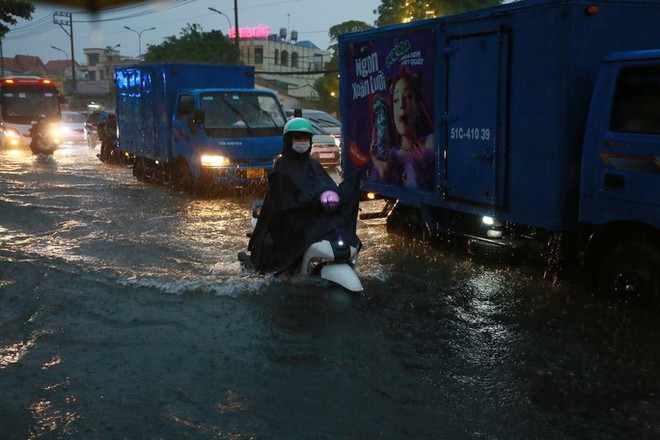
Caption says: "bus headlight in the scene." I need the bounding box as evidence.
[200,155,230,167]
[3,127,21,138]
[3,127,21,146]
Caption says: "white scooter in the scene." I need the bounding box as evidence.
[244,201,363,293]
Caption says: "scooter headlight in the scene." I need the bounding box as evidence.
[50,126,62,137]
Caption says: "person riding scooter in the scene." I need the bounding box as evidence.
[98,112,118,162]
[243,117,361,275]
[29,114,57,155]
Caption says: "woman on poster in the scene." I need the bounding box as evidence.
[370,66,435,190]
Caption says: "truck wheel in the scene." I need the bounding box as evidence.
[596,241,660,300]
[467,238,520,264]
[386,205,428,239]
[173,162,194,192]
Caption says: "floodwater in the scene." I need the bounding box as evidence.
[1,144,659,439]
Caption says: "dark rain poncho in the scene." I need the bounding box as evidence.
[247,148,361,275]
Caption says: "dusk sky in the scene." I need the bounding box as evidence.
[3,0,381,63]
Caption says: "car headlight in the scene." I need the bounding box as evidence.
[200,154,230,167]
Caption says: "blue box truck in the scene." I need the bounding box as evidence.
[339,0,660,297]
[114,63,287,190]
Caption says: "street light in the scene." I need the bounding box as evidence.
[208,2,239,52]
[51,45,69,59]
[208,7,232,31]
[124,26,156,58]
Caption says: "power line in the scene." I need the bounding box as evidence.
[72,0,199,23]
[257,69,337,75]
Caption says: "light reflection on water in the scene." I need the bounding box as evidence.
[0,338,37,369]
[1,146,659,439]
[29,397,81,438]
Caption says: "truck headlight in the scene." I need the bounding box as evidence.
[200,154,230,167]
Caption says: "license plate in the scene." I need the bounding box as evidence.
[246,168,265,178]
[319,153,335,159]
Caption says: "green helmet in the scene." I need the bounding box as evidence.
[283,117,314,136]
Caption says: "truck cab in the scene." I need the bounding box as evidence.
[580,51,660,295]
[170,89,286,188]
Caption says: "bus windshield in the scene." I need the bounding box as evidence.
[1,85,61,124]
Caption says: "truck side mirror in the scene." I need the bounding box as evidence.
[192,109,205,125]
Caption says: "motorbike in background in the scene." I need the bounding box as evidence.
[241,201,363,293]
[97,114,121,163]
[29,116,59,156]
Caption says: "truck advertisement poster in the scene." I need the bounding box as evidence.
[344,30,436,191]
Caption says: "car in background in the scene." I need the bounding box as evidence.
[60,111,86,144]
[310,123,341,168]
[286,108,342,142]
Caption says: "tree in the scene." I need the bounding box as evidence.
[375,0,502,26]
[144,23,238,64]
[326,20,375,54]
[0,0,34,38]
[315,21,373,115]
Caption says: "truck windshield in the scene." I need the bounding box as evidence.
[199,92,286,136]
[1,85,61,124]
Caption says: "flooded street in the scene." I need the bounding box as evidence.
[1,145,659,439]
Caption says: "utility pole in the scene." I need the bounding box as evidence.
[1,38,4,77]
[53,12,76,94]
[233,0,239,53]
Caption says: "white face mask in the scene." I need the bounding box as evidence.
[292,141,310,154]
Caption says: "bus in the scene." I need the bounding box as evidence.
[0,76,62,149]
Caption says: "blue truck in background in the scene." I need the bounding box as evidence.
[115,63,286,190]
[339,0,660,297]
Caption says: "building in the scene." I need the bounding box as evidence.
[0,55,48,77]
[77,47,136,107]
[45,59,80,80]
[237,27,331,106]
